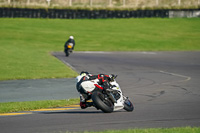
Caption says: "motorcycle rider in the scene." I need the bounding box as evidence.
[64,36,75,53]
[76,71,115,109]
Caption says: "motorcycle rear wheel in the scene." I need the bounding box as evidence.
[123,98,134,112]
[64,50,69,57]
[65,51,70,56]
[92,91,114,113]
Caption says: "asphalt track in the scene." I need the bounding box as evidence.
[0,78,77,102]
[1,51,200,133]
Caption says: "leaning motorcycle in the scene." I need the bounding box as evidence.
[79,76,134,113]
[64,43,73,57]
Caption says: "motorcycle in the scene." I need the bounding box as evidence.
[79,75,134,113]
[64,43,74,57]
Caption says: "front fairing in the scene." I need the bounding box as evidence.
[110,80,124,111]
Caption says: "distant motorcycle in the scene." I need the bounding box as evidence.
[79,75,134,113]
[64,43,73,57]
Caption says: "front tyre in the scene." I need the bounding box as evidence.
[124,98,134,112]
[92,91,114,113]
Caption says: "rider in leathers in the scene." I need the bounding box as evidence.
[76,71,115,109]
[64,36,75,52]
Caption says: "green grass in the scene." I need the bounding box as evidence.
[0,98,79,113]
[0,18,200,80]
[78,127,200,133]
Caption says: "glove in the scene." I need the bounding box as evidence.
[109,74,117,82]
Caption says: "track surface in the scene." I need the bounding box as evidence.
[0,78,77,102]
[1,51,200,133]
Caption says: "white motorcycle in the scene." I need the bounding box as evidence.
[77,75,134,113]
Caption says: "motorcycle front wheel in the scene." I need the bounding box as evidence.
[92,91,114,113]
[123,98,134,112]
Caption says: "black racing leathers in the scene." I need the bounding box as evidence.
[64,39,75,50]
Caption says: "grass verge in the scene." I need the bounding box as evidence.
[79,127,200,133]
[0,98,79,113]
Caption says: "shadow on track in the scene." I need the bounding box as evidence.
[38,110,124,115]
[38,110,104,114]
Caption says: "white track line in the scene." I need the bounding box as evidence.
[159,70,191,85]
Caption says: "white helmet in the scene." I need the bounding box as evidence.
[69,36,74,39]
[76,71,89,83]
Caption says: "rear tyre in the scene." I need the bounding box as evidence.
[65,51,69,57]
[65,49,70,57]
[92,91,114,113]
[123,98,134,112]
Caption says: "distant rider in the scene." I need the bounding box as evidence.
[64,36,75,52]
[76,71,115,109]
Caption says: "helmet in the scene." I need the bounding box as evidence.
[80,71,89,76]
[76,71,89,82]
[69,36,74,39]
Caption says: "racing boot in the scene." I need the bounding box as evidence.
[80,102,87,109]
[80,101,93,109]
